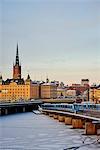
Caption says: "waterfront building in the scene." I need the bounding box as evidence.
[57,87,66,98]
[67,80,89,102]
[81,79,89,86]
[69,83,89,96]
[51,80,59,87]
[40,78,57,99]
[66,89,76,97]
[89,85,100,103]
[0,45,39,102]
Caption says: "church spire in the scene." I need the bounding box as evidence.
[15,43,19,65]
[13,43,21,79]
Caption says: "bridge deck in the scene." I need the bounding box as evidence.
[43,109,100,122]
[0,100,42,108]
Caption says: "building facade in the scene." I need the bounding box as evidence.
[40,82,57,99]
[0,45,39,102]
[89,86,100,103]
[81,79,89,86]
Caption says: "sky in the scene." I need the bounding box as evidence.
[0,0,100,85]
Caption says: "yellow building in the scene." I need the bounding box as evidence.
[89,88,100,103]
[41,82,57,99]
[0,45,58,102]
[0,45,39,102]
[0,74,39,102]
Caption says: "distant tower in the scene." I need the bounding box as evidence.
[26,74,31,81]
[46,76,49,83]
[81,79,89,85]
[0,74,3,85]
[13,44,21,79]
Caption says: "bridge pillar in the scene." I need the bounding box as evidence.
[5,109,8,115]
[15,108,17,113]
[72,118,83,129]
[42,111,46,115]
[58,115,65,122]
[65,116,72,125]
[53,114,58,119]
[44,111,49,115]
[49,113,53,117]
[0,108,1,116]
[85,122,97,135]
[23,107,25,112]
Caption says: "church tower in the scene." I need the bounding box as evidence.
[13,44,21,79]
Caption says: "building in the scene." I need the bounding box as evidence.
[69,83,89,96]
[68,80,89,102]
[81,79,89,86]
[66,90,76,97]
[89,85,100,103]
[40,78,57,99]
[0,45,39,102]
[57,88,66,98]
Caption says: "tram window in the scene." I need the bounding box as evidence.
[74,105,76,109]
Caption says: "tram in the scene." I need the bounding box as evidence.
[41,102,99,113]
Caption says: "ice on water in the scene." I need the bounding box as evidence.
[0,113,100,150]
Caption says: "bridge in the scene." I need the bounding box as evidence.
[42,98,75,103]
[0,100,43,115]
[42,109,100,135]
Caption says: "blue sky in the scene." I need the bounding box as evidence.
[0,0,100,84]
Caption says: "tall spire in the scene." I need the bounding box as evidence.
[15,43,19,65]
[13,43,21,79]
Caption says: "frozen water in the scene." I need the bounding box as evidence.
[0,112,100,150]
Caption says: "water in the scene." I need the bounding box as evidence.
[0,112,100,150]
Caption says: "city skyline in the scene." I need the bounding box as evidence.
[0,0,100,85]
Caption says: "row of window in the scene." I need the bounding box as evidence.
[2,95,29,97]
[2,89,29,91]
[9,91,29,94]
